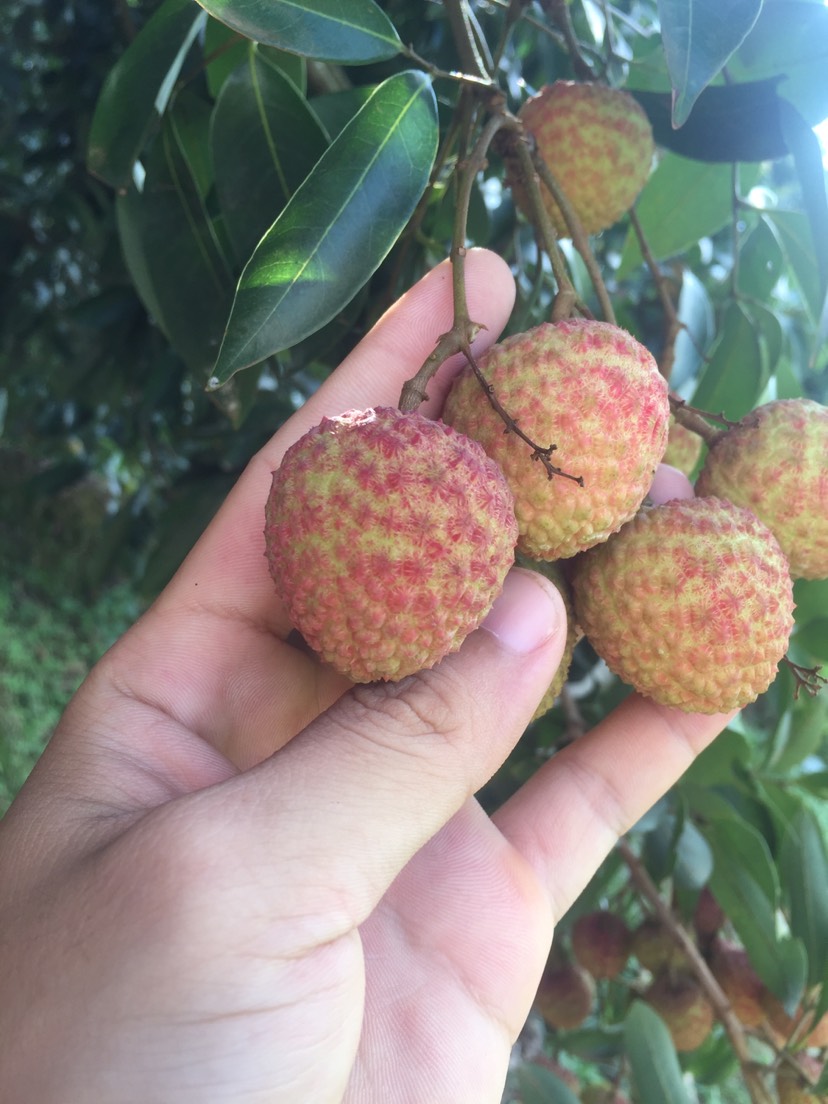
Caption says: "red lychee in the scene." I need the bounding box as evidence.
[571,910,632,979]
[442,320,669,561]
[534,962,596,1031]
[571,496,795,713]
[645,971,715,1051]
[708,940,765,1028]
[265,407,517,682]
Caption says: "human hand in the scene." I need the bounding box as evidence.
[0,250,730,1104]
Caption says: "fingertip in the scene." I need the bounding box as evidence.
[480,567,566,656]
[649,464,695,505]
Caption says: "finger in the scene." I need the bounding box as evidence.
[650,463,694,504]
[160,249,516,623]
[492,698,733,920]
[191,568,568,928]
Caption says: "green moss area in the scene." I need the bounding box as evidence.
[0,551,142,814]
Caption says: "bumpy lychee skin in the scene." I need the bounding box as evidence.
[631,917,690,973]
[696,398,828,579]
[663,414,704,476]
[442,320,669,560]
[534,962,595,1030]
[265,407,518,683]
[571,497,795,713]
[514,81,654,236]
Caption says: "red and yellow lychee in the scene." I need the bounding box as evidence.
[442,320,669,561]
[645,970,715,1051]
[571,910,632,980]
[571,496,795,713]
[265,407,517,682]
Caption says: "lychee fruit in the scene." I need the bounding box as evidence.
[571,910,632,979]
[644,971,715,1051]
[663,414,704,476]
[692,887,724,944]
[708,940,765,1027]
[534,962,596,1030]
[631,917,689,973]
[442,320,670,561]
[571,496,795,713]
[695,398,828,579]
[265,407,517,682]
[513,81,654,236]
[519,557,581,718]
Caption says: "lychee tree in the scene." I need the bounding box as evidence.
[4,0,828,1101]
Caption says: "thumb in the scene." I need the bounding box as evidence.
[216,567,566,923]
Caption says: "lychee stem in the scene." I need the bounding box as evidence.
[668,395,732,446]
[619,840,775,1104]
[783,657,827,700]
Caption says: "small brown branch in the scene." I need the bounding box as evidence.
[399,110,508,411]
[783,657,827,700]
[618,840,775,1104]
[628,208,683,382]
[464,347,584,485]
[531,150,616,324]
[668,395,731,446]
[539,0,594,80]
[444,0,492,79]
[401,45,497,90]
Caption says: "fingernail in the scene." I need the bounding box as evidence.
[481,568,562,655]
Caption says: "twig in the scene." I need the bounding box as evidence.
[618,840,775,1104]
[539,0,594,80]
[531,150,616,324]
[668,395,728,447]
[783,657,827,699]
[628,208,682,382]
[444,0,492,79]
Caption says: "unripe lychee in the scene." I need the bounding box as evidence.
[571,910,632,979]
[513,81,654,236]
[442,320,669,561]
[663,415,704,476]
[571,496,795,713]
[265,407,517,682]
[708,940,765,1027]
[535,962,596,1030]
[696,399,828,579]
[631,917,690,973]
[645,971,715,1051]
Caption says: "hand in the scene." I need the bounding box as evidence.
[0,250,730,1104]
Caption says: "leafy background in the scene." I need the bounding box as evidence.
[2,0,828,1100]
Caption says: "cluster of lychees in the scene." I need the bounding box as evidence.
[265,82,826,717]
[532,891,827,1102]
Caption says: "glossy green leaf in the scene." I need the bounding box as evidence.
[730,1,828,126]
[311,87,376,139]
[705,817,806,1006]
[204,18,307,98]
[739,218,785,302]
[624,1002,691,1104]
[210,70,437,386]
[618,156,758,275]
[117,119,235,374]
[691,301,764,420]
[211,45,328,263]
[780,809,828,985]
[88,0,207,188]
[516,1063,581,1104]
[196,0,401,63]
[657,0,762,126]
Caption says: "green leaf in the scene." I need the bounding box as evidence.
[657,0,762,127]
[87,0,207,188]
[739,217,785,302]
[196,0,402,63]
[204,18,307,98]
[691,301,765,421]
[210,70,437,386]
[777,98,828,309]
[766,210,825,320]
[730,1,828,126]
[210,45,328,263]
[618,156,758,275]
[516,1063,581,1104]
[624,1001,692,1104]
[780,809,828,985]
[117,119,235,374]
